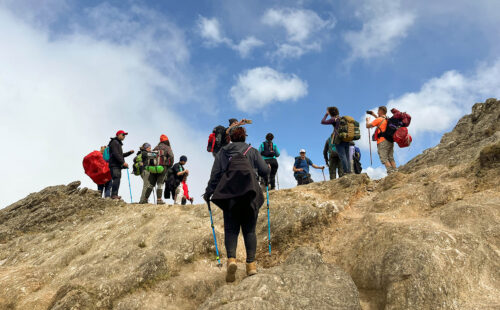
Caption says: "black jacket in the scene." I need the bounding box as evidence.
[205,142,270,197]
[108,137,133,168]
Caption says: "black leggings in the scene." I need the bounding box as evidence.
[265,158,279,189]
[223,204,258,263]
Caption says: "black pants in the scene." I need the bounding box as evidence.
[295,173,313,186]
[265,158,279,189]
[111,167,122,197]
[223,203,258,263]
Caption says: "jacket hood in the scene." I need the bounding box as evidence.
[110,137,123,145]
[222,142,251,157]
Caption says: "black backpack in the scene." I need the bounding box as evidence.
[212,125,228,153]
[261,141,276,157]
[211,146,264,211]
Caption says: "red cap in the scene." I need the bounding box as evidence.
[160,134,169,142]
[116,130,128,136]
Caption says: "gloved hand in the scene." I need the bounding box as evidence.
[203,193,211,202]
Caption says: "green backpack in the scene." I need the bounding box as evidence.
[337,116,361,142]
[133,153,143,176]
[145,152,165,174]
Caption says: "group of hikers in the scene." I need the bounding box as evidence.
[84,105,411,283]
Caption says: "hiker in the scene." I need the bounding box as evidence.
[135,143,153,204]
[175,174,194,205]
[321,107,352,174]
[108,130,134,200]
[97,146,112,198]
[323,136,343,179]
[366,106,397,174]
[259,133,280,190]
[167,156,189,203]
[143,135,174,204]
[293,149,325,185]
[226,118,251,136]
[204,127,270,282]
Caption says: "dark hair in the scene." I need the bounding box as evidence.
[327,106,339,117]
[378,106,387,114]
[228,118,238,126]
[230,127,247,142]
[266,133,274,141]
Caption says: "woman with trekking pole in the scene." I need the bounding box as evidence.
[203,127,270,283]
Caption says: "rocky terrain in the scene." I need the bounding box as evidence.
[0,98,498,310]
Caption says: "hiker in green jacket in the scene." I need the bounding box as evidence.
[259,133,280,190]
[323,135,343,179]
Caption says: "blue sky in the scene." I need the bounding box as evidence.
[1,0,499,207]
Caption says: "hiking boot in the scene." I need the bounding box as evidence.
[156,199,165,205]
[111,195,121,200]
[139,199,148,204]
[246,262,257,277]
[226,258,237,283]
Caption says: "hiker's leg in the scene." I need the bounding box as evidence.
[336,142,351,174]
[97,184,104,196]
[104,180,112,198]
[241,206,258,263]
[269,159,278,189]
[111,167,122,197]
[156,170,167,201]
[174,185,183,204]
[337,157,344,178]
[378,140,393,173]
[328,154,336,179]
[223,208,240,259]
[139,170,150,202]
[387,142,396,168]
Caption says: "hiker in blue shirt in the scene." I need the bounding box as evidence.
[259,133,280,190]
[293,149,325,186]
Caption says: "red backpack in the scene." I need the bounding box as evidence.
[393,127,412,148]
[207,132,216,152]
[83,151,111,185]
[391,108,411,127]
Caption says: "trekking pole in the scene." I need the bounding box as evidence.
[276,170,280,190]
[153,185,157,205]
[265,186,272,256]
[207,201,223,267]
[368,128,373,166]
[322,168,326,181]
[126,168,133,203]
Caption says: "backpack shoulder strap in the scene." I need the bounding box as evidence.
[243,146,252,156]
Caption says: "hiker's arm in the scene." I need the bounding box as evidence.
[323,142,329,164]
[366,117,377,128]
[274,145,280,157]
[205,153,224,196]
[321,113,336,125]
[167,147,174,167]
[293,165,303,172]
[123,150,134,157]
[312,164,324,169]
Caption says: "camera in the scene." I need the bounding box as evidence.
[366,110,372,114]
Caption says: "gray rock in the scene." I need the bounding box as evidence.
[199,247,361,310]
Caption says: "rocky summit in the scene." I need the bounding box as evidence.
[0,99,499,310]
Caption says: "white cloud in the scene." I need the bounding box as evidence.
[230,67,308,112]
[262,8,335,59]
[197,16,263,58]
[358,58,500,151]
[344,0,415,61]
[0,5,214,207]
[363,167,387,180]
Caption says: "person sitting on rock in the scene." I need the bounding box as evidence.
[204,127,270,283]
[293,149,324,185]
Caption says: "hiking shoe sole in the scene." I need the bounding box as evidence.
[226,263,237,283]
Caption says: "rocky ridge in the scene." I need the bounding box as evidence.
[0,98,499,309]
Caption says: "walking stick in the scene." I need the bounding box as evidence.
[322,168,326,181]
[276,170,280,190]
[265,186,272,256]
[207,201,223,267]
[368,128,373,166]
[126,168,133,203]
[153,185,157,205]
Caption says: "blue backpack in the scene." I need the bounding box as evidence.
[103,147,110,162]
[354,146,361,160]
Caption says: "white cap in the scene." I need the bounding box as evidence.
[299,149,306,153]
